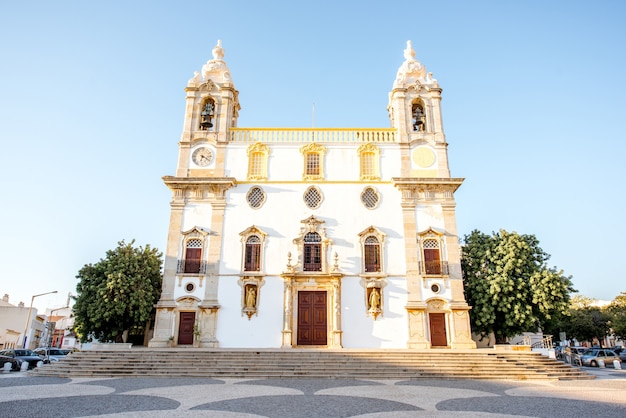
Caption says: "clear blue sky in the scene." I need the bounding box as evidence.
[1,1,625,312]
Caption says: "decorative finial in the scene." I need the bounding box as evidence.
[404,40,416,61]
[212,40,224,60]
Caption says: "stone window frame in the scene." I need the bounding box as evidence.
[357,143,381,181]
[300,143,326,181]
[292,215,332,273]
[303,186,323,209]
[417,227,448,277]
[247,142,270,180]
[246,186,266,209]
[239,226,268,274]
[358,226,386,275]
[360,186,380,210]
[178,227,209,276]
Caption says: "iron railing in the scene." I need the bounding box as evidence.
[176,259,208,275]
[418,260,449,276]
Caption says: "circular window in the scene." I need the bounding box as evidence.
[247,186,266,209]
[431,284,440,294]
[303,186,323,209]
[361,187,380,209]
[185,283,195,293]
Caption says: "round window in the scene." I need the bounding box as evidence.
[431,284,440,293]
[361,187,380,209]
[185,283,195,292]
[304,186,323,209]
[247,186,266,209]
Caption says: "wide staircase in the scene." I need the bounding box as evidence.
[31,348,593,381]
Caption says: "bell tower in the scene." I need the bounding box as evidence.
[176,40,241,178]
[390,41,475,349]
[388,41,450,178]
[150,41,238,348]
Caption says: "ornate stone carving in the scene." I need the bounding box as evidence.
[427,299,446,311]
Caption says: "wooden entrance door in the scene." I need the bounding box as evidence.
[178,312,196,345]
[429,313,447,347]
[297,291,327,345]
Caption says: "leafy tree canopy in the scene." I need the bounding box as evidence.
[72,240,163,343]
[606,292,626,340]
[461,229,575,343]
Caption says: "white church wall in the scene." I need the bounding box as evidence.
[222,143,404,182]
[415,204,445,233]
[181,203,213,232]
[341,277,408,348]
[219,182,407,276]
[215,275,284,347]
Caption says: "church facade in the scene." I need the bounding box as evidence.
[149,41,476,349]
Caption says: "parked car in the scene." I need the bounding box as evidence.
[0,349,43,370]
[0,355,20,371]
[33,347,68,363]
[560,346,587,365]
[579,348,622,367]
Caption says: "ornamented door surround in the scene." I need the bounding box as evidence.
[406,298,475,349]
[281,275,343,348]
[151,296,220,348]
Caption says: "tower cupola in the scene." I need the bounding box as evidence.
[388,41,444,143]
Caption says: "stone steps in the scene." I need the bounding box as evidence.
[31,349,593,380]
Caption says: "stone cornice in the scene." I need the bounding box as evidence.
[163,176,236,201]
[392,177,464,205]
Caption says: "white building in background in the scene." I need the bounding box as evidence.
[0,294,45,349]
[150,41,476,350]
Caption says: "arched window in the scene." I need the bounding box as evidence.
[199,98,215,130]
[358,226,385,274]
[184,239,203,274]
[303,232,322,271]
[364,236,381,272]
[244,235,261,271]
[412,102,425,132]
[239,226,267,274]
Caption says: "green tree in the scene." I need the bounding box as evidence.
[606,292,626,341]
[72,240,163,343]
[461,229,575,344]
[561,305,609,344]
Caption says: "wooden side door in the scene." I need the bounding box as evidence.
[297,291,327,345]
[178,312,196,345]
[429,313,448,347]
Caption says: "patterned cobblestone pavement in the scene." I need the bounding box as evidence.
[1,368,625,417]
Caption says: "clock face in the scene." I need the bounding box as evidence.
[192,147,213,167]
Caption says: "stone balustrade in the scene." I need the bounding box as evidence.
[229,128,396,143]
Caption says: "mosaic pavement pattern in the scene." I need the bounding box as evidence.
[0,375,625,417]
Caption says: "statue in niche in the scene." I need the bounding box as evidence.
[368,287,382,320]
[245,285,257,308]
[369,288,381,310]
